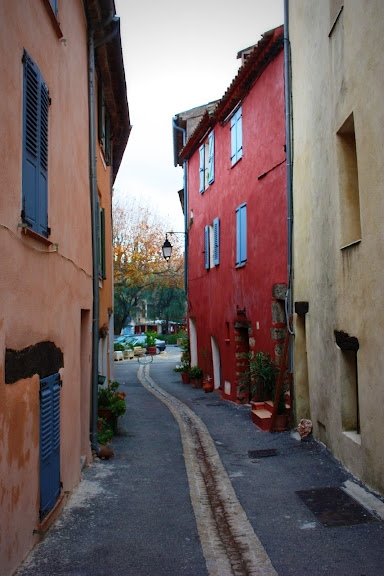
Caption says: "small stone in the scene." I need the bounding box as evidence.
[297,418,313,438]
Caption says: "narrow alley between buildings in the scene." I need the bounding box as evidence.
[16,347,384,576]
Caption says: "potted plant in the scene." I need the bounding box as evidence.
[145,331,158,355]
[98,380,126,434]
[189,365,203,388]
[238,351,278,403]
[201,346,214,392]
[173,364,190,383]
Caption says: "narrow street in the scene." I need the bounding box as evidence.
[16,347,384,576]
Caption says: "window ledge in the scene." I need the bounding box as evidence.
[235,262,246,269]
[343,430,361,446]
[22,226,52,246]
[340,239,361,251]
[41,0,63,39]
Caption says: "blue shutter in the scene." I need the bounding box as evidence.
[40,372,61,520]
[236,204,247,265]
[204,225,210,269]
[199,145,205,193]
[22,51,49,237]
[38,82,49,236]
[230,115,236,164]
[49,0,58,16]
[208,131,214,184]
[231,107,243,165]
[213,217,220,265]
[236,107,243,161]
[22,54,39,230]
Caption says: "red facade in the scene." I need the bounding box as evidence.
[178,27,287,402]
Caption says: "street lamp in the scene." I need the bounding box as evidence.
[161,231,186,261]
[161,234,173,261]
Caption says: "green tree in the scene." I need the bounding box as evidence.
[113,197,184,334]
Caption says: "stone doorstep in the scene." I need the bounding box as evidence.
[251,407,273,431]
[251,400,290,432]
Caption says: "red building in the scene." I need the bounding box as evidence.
[173,26,287,403]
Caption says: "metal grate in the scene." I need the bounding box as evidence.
[296,486,380,527]
[248,448,278,459]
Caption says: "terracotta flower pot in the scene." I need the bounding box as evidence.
[203,380,214,393]
[181,371,190,384]
[147,346,157,355]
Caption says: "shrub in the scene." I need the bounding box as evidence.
[189,365,203,380]
[114,342,125,352]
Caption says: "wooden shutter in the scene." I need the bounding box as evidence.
[199,145,205,193]
[236,203,247,265]
[236,107,243,160]
[213,217,220,265]
[204,225,210,269]
[231,107,243,165]
[40,372,61,520]
[208,131,214,184]
[22,51,49,237]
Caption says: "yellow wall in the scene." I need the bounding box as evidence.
[290,0,384,495]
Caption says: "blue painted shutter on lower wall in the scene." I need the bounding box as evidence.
[22,51,49,237]
[199,145,205,193]
[213,217,220,265]
[40,372,61,520]
[204,225,210,269]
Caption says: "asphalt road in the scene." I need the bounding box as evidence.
[16,346,384,576]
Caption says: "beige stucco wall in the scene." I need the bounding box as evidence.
[290,0,384,495]
[0,2,93,574]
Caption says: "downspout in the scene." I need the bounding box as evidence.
[87,8,119,453]
[284,0,294,373]
[172,118,188,297]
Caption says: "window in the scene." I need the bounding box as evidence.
[337,113,361,248]
[98,206,106,279]
[230,107,242,165]
[22,50,50,238]
[204,225,210,269]
[236,203,247,265]
[199,131,215,193]
[213,217,220,265]
[204,217,220,269]
[98,81,111,165]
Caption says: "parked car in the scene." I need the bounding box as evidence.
[117,334,166,353]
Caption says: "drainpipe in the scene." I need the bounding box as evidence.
[87,7,119,453]
[284,0,294,373]
[172,117,188,297]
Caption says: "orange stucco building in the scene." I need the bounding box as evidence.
[0,1,130,574]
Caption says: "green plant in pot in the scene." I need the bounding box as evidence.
[114,342,125,352]
[189,365,203,388]
[238,351,278,402]
[145,331,157,354]
[98,380,126,434]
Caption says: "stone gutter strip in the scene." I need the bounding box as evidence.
[138,364,278,576]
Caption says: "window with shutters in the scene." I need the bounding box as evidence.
[98,81,111,166]
[204,217,220,269]
[236,203,247,266]
[40,372,61,520]
[98,205,106,279]
[231,107,243,166]
[199,131,215,193]
[21,50,50,238]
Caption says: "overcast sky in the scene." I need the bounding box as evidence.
[113,0,284,231]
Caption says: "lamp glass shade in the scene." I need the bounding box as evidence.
[162,238,172,261]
